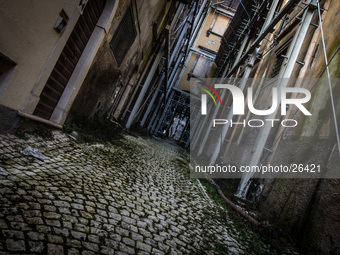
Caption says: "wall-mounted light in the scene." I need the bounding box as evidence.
[54,9,69,34]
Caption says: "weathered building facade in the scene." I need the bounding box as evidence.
[111,0,238,148]
[0,0,120,130]
[190,0,340,254]
[0,0,173,131]
[68,0,174,122]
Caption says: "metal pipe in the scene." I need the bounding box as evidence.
[317,0,340,156]
[227,0,302,77]
[208,0,282,166]
[170,22,190,65]
[190,48,215,59]
[125,44,165,129]
[209,54,255,165]
[183,1,199,63]
[194,30,245,152]
[170,3,185,30]
[173,1,211,91]
[236,0,317,198]
[147,93,164,131]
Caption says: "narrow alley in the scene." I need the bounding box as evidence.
[1,0,340,254]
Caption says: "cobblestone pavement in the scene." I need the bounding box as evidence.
[0,131,267,254]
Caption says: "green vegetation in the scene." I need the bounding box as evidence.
[15,124,53,140]
[63,114,125,143]
[31,125,54,140]
[199,178,278,255]
[199,179,226,208]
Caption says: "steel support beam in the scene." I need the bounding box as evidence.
[194,33,249,154]
[227,0,301,77]
[208,55,255,165]
[236,0,317,198]
[125,44,164,129]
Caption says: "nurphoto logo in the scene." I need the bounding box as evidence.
[199,82,312,128]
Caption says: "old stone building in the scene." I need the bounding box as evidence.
[0,0,339,254]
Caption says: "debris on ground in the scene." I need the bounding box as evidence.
[20,146,50,160]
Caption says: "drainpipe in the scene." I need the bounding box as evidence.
[236,0,318,198]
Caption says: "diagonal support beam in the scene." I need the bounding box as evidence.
[236,0,317,198]
[227,0,302,77]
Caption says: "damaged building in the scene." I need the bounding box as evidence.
[0,0,340,254]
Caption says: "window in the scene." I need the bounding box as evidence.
[189,54,213,80]
[110,6,137,66]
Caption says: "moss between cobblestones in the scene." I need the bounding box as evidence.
[63,114,125,144]
[199,178,299,255]
[0,131,293,254]
[15,125,54,141]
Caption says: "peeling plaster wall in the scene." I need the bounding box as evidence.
[215,0,340,253]
[68,0,168,119]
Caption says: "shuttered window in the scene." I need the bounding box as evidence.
[33,0,106,119]
[110,6,137,66]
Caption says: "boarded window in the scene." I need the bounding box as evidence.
[110,6,137,66]
[192,55,213,78]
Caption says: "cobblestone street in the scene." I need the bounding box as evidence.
[0,131,269,254]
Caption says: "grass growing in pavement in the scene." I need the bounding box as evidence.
[63,114,125,144]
